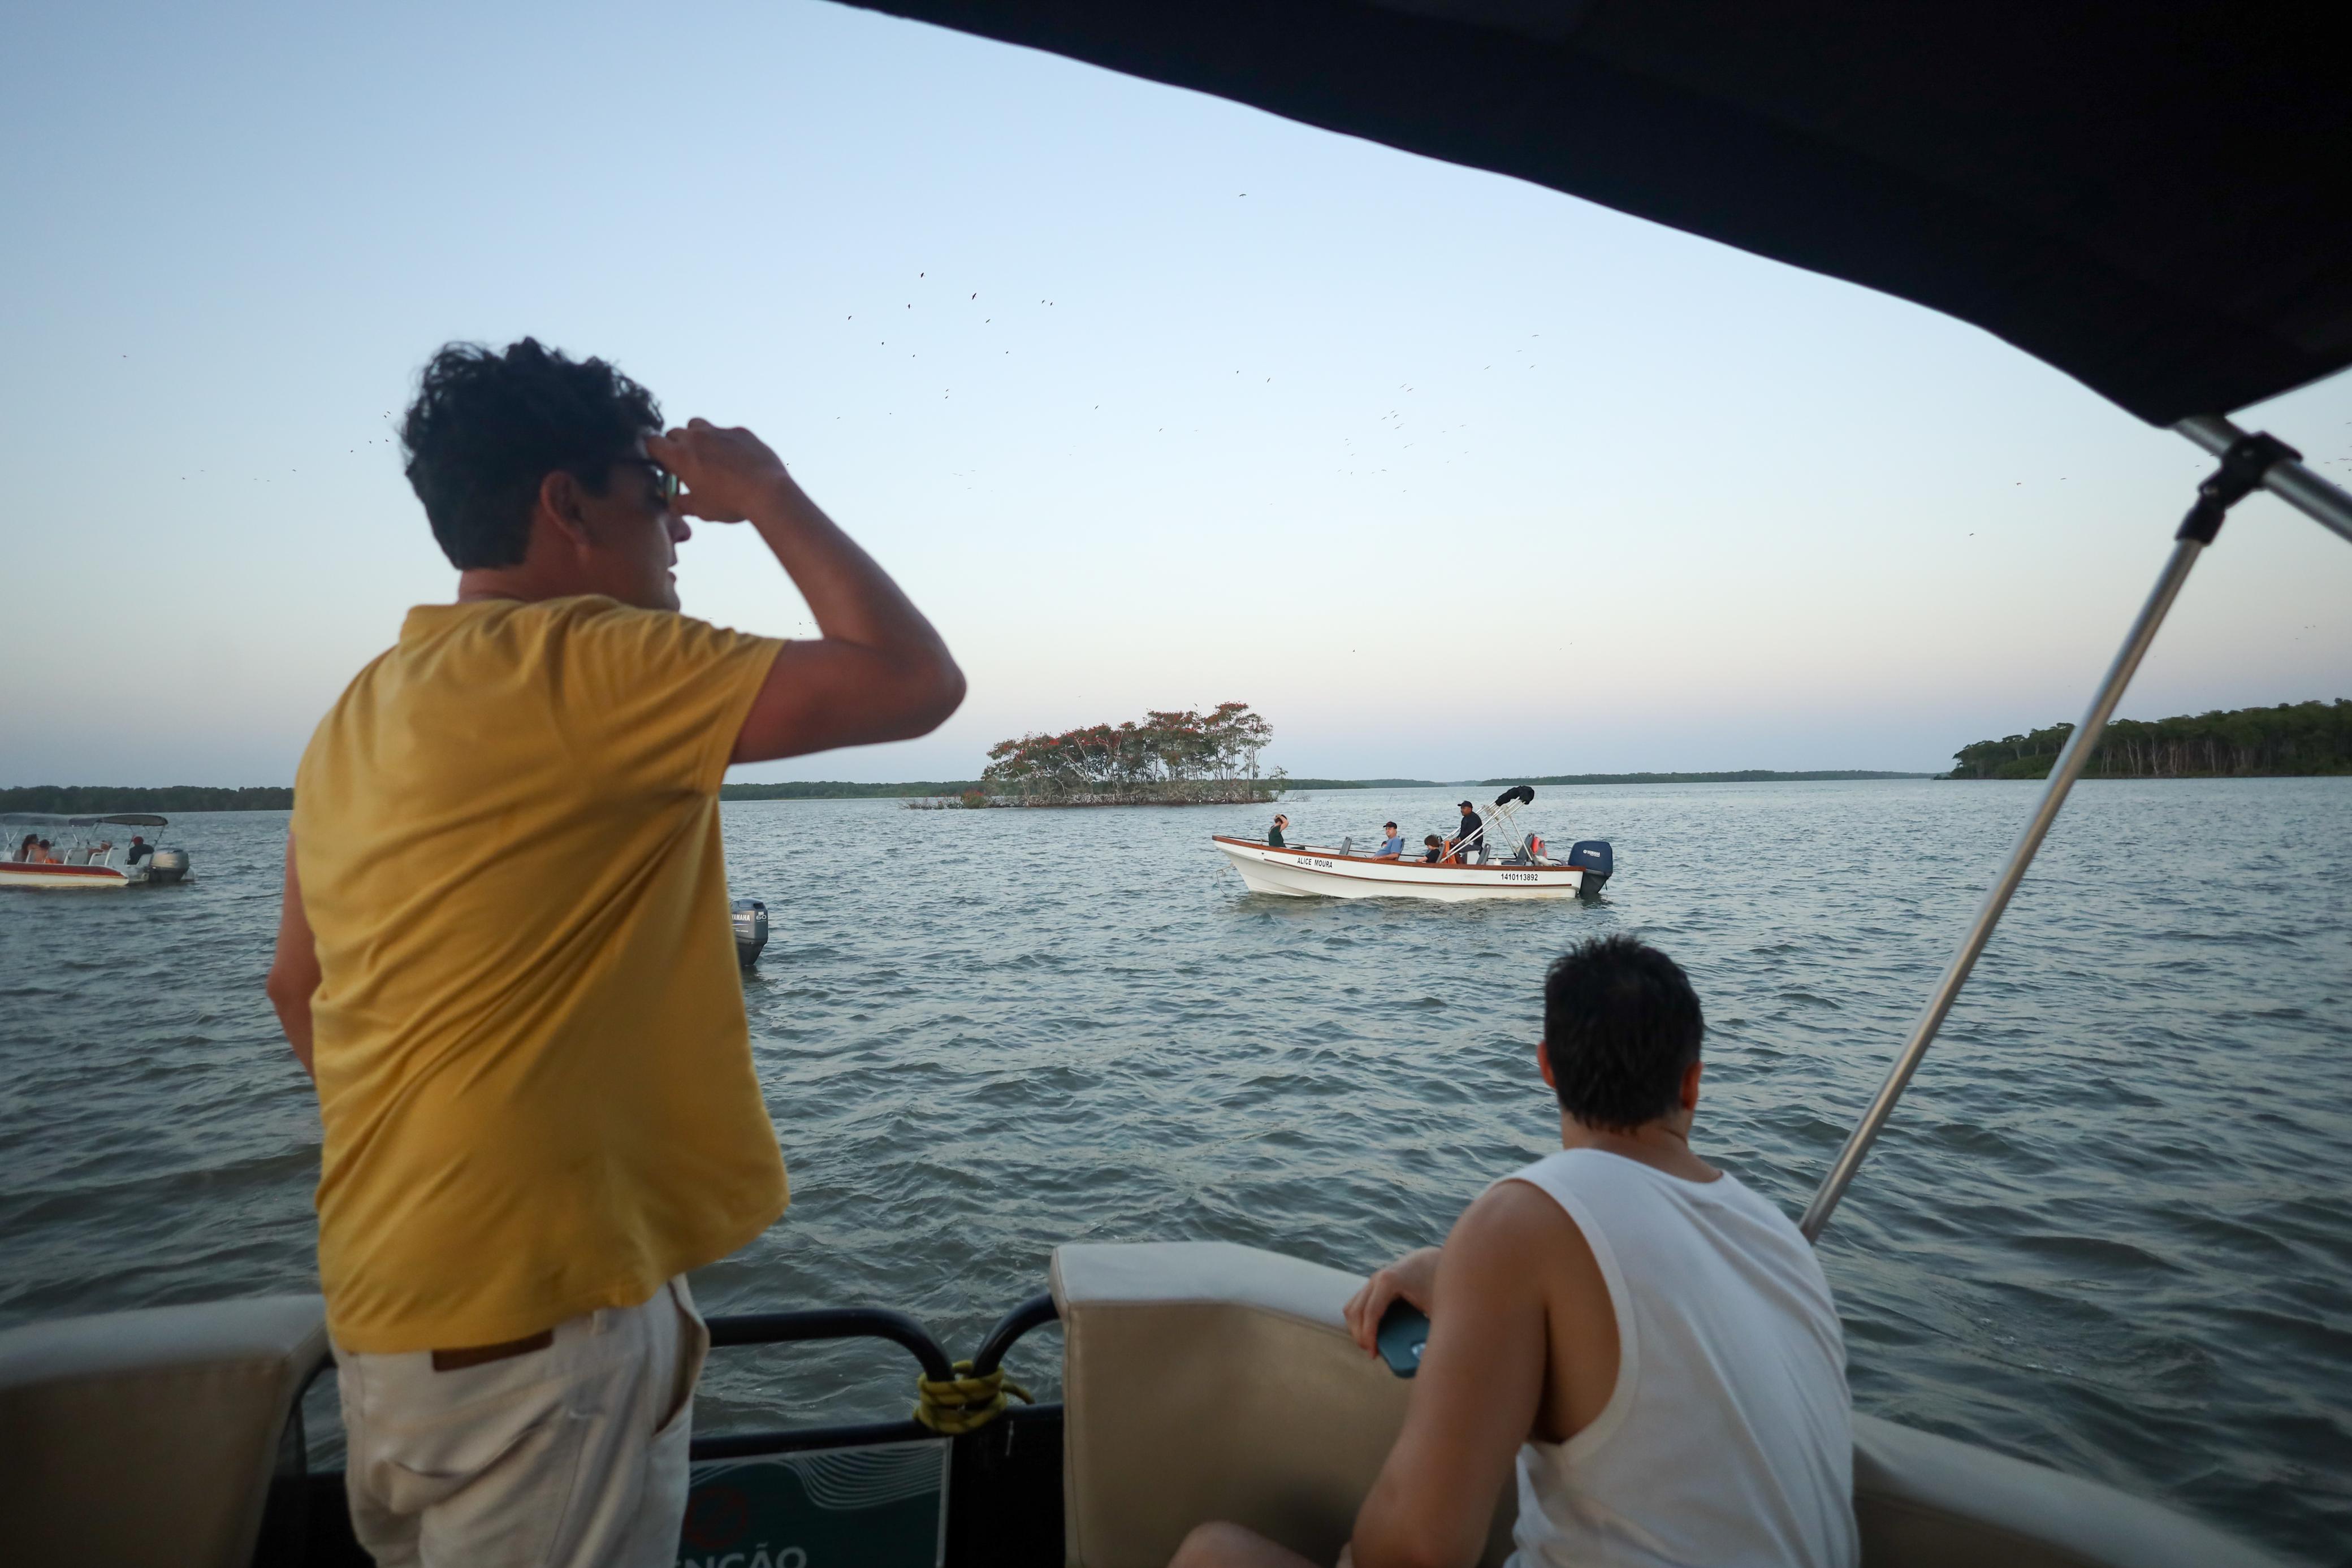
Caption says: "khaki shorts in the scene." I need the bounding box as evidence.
[333,1276,709,1568]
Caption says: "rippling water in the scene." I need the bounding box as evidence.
[2,779,2347,1562]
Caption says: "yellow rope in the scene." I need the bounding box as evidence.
[913,1359,1034,1435]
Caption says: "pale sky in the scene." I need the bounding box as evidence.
[5,0,2348,787]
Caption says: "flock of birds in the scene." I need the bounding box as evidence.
[160,268,2352,524]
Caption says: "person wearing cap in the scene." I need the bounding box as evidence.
[1450,800,1486,864]
[1372,821,1404,860]
[126,834,154,865]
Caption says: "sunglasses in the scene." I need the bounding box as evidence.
[616,457,683,506]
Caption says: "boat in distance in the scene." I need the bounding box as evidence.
[0,812,192,891]
[1212,835,1609,900]
[1217,786,1612,901]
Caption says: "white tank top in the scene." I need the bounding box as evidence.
[1502,1149,1857,1568]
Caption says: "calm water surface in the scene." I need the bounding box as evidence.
[2,780,2347,1563]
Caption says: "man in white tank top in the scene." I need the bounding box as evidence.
[1173,935,1858,1568]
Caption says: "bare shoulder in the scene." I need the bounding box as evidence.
[1450,1178,1596,1276]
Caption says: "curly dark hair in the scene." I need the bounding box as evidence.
[1542,935,1705,1132]
[399,339,662,569]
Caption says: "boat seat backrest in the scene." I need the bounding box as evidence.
[1051,1242,1516,1568]
[1053,1243,2289,1568]
[0,1294,328,1568]
[1851,1413,2285,1567]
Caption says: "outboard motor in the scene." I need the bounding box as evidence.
[732,899,769,968]
[144,847,191,885]
[1566,840,1612,899]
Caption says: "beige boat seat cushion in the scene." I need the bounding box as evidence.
[0,1293,328,1568]
[1052,1241,2285,1568]
[1052,1241,1516,1568]
[1849,1413,2284,1568]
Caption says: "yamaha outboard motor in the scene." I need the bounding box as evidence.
[732,898,769,968]
[1566,840,1612,899]
[144,847,191,885]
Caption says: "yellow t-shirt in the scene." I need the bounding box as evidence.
[293,595,789,1354]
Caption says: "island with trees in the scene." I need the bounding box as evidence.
[1947,698,2351,779]
[970,701,1282,806]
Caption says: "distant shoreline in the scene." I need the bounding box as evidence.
[5,769,1938,814]
[1948,699,2349,780]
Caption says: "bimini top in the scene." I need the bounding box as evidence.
[847,1,2351,426]
[0,813,168,828]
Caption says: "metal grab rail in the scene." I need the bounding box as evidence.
[1800,422,2352,1242]
[690,1299,1062,1463]
[971,1292,1059,1377]
[706,1305,956,1381]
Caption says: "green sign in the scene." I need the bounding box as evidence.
[676,1440,949,1568]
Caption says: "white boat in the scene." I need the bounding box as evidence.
[1212,837,1602,900]
[1214,786,1612,901]
[0,813,190,890]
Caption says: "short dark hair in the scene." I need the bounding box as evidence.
[400,339,662,569]
[1542,935,1704,1131]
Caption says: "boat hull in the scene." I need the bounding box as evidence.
[0,863,131,890]
[1212,837,1589,901]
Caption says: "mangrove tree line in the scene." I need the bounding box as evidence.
[1947,699,2351,779]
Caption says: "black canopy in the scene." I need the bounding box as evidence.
[845,1,2351,425]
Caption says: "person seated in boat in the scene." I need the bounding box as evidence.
[12,833,34,862]
[35,838,58,863]
[1171,934,1858,1568]
[1268,814,1290,848]
[1422,834,1445,864]
[1371,822,1404,860]
[125,835,153,865]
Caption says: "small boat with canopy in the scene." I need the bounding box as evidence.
[0,813,191,890]
[2,6,2345,1565]
[1211,786,1614,900]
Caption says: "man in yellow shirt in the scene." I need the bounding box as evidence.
[265,339,963,1567]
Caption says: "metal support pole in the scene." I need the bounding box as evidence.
[1797,540,2201,1241]
[1797,536,2207,1241]
[1799,426,2311,1241]
[2176,414,2352,545]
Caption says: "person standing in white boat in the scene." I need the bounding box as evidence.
[1268,814,1291,848]
[1449,800,1485,864]
[1171,934,1858,1568]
